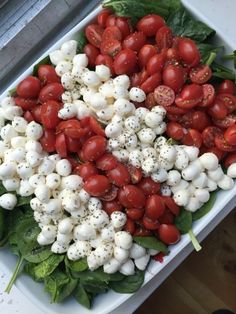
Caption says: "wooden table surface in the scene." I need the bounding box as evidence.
[135,208,236,314]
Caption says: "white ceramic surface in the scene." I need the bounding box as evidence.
[0,1,236,313]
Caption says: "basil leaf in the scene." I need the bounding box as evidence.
[133,236,168,253]
[174,208,192,234]
[32,55,51,76]
[192,191,217,221]
[74,284,92,309]
[65,257,88,273]
[109,269,144,293]
[76,31,88,53]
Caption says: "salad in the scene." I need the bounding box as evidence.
[0,0,236,310]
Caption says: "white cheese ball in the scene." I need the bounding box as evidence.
[107,138,122,151]
[134,254,150,271]
[103,258,121,274]
[82,71,101,87]
[10,136,27,148]
[1,124,18,142]
[160,184,171,196]
[34,211,51,225]
[58,217,74,234]
[114,231,133,250]
[111,211,127,229]
[175,149,189,170]
[70,206,87,219]
[56,159,72,176]
[2,178,20,191]
[158,157,174,171]
[171,179,189,193]
[37,233,54,246]
[38,158,55,176]
[181,164,200,181]
[88,197,102,212]
[128,149,143,168]
[97,106,114,121]
[68,241,92,261]
[113,75,130,89]
[124,116,141,133]
[192,172,208,188]
[87,251,100,271]
[217,175,234,190]
[101,224,115,242]
[74,223,96,241]
[30,198,43,212]
[167,170,181,186]
[1,96,15,108]
[173,189,190,206]
[16,162,34,179]
[58,103,77,119]
[142,157,159,174]
[62,194,80,212]
[25,150,42,167]
[94,243,113,265]
[113,85,129,100]
[61,72,75,90]
[99,80,115,98]
[79,188,90,203]
[55,60,72,76]
[199,153,219,170]
[120,259,135,276]
[185,197,202,212]
[61,40,77,60]
[114,98,135,116]
[151,169,168,183]
[34,185,51,203]
[227,163,236,179]
[90,93,108,110]
[151,105,166,117]
[114,246,129,263]
[194,189,210,203]
[208,166,224,182]
[29,174,45,188]
[144,111,163,128]
[135,107,149,123]
[49,50,65,65]
[25,121,43,140]
[129,87,146,102]
[73,54,88,67]
[159,145,177,162]
[138,128,156,144]
[154,136,167,151]
[183,146,199,161]
[0,193,17,210]
[206,178,218,192]
[154,122,166,135]
[57,231,73,245]
[25,140,42,153]
[142,147,157,159]
[0,162,16,179]
[3,106,23,120]
[112,149,129,162]
[105,122,123,138]
[41,225,57,241]
[51,241,69,254]
[43,199,62,216]
[90,210,109,229]
[18,180,34,197]
[0,141,9,157]
[95,64,111,81]
[60,175,83,190]
[130,243,146,259]
[45,173,61,190]
[73,67,89,84]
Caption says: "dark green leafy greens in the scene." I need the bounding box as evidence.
[109,269,144,293]
[133,236,168,253]
[32,55,51,76]
[192,191,217,221]
[76,31,88,53]
[74,284,92,309]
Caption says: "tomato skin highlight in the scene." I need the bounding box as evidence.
[123,185,146,209]
[137,14,165,37]
[218,80,236,95]
[113,49,137,75]
[147,53,165,75]
[126,208,145,220]
[74,163,98,181]
[158,224,180,245]
[137,178,160,196]
[208,99,228,120]
[162,64,185,93]
[96,153,118,171]
[39,83,64,103]
[224,125,236,146]
[166,121,184,140]
[178,38,200,67]
[138,44,157,68]
[107,163,131,187]
[84,175,111,197]
[82,135,107,162]
[40,100,61,129]
[123,31,146,52]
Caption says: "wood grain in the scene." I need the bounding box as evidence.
[136,209,236,314]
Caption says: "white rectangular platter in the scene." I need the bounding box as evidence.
[0,1,236,313]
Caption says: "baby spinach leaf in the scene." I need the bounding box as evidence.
[72,268,111,283]
[192,191,217,221]
[197,43,223,64]
[74,284,92,309]
[5,255,24,294]
[65,257,88,273]
[109,269,144,293]
[133,236,168,253]
[76,31,88,53]
[108,272,125,282]
[17,196,32,207]
[0,208,5,240]
[23,246,53,263]
[55,277,78,303]
[44,269,69,303]
[32,55,51,76]
[0,183,7,195]
[174,208,192,234]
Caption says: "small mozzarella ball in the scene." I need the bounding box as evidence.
[25,150,42,167]
[73,54,88,67]
[142,157,159,174]
[7,147,25,163]
[148,249,159,256]
[217,175,234,190]
[130,243,146,259]
[97,106,114,121]
[103,258,121,274]
[135,254,150,271]
[158,157,174,171]
[135,107,149,123]
[52,190,60,199]
[185,197,202,212]
[82,71,101,87]
[181,164,200,181]
[25,140,42,153]
[43,199,62,216]
[18,180,34,196]
[114,98,135,116]
[1,96,15,108]
[30,197,43,211]
[151,169,168,183]
[142,147,157,159]
[160,184,171,196]
[60,175,83,190]
[2,178,20,191]
[112,149,129,162]
[0,162,16,179]
[25,121,43,140]
[154,136,167,151]
[58,217,74,234]
[29,174,45,188]
[159,145,176,162]
[183,146,199,161]
[16,162,34,179]
[61,40,77,60]
[3,106,22,120]
[90,210,109,229]
[95,64,111,81]
[114,246,129,263]
[58,103,77,119]
[49,50,64,65]
[188,183,196,195]
[37,233,54,245]
[154,122,166,135]
[138,128,156,144]
[73,67,89,84]
[38,158,55,175]
[12,116,28,133]
[113,75,130,89]
[129,87,146,102]
[99,80,115,98]
[57,231,73,245]
[206,178,218,192]
[41,225,57,241]
[90,93,107,110]
[0,193,17,210]
[89,236,103,249]
[45,173,61,190]
[113,84,129,99]
[199,153,219,170]
[167,170,181,186]
[71,88,81,101]
[208,166,224,182]
[124,116,141,133]
[105,122,123,138]
[79,188,90,203]
[34,211,51,225]
[173,190,190,206]
[171,179,189,194]
[61,72,75,90]
[0,141,9,157]
[62,91,72,103]
[62,194,80,212]
[56,159,72,176]
[120,259,135,276]
[1,124,18,142]
[94,243,113,265]
[191,159,204,172]
[144,111,163,128]
[10,136,27,148]
[194,189,210,203]
[51,241,69,254]
[115,231,133,250]
[70,206,87,219]
[227,163,236,179]
[128,149,143,168]
[175,149,189,170]
[55,60,72,76]
[87,252,100,271]
[111,211,127,229]
[74,223,96,241]
[74,100,91,119]
[88,197,102,212]
[107,138,121,151]
[34,185,51,203]
[101,224,115,242]
[192,172,208,188]
[151,105,166,117]
[69,241,92,261]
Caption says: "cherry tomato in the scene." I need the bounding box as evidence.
[127,165,143,184]
[84,174,110,197]
[215,133,236,152]
[147,53,165,75]
[82,135,106,161]
[123,31,146,52]
[130,72,142,88]
[176,84,203,109]
[158,224,180,245]
[161,196,180,216]
[64,128,87,139]
[202,126,222,148]
[213,114,236,129]
[23,111,34,122]
[89,117,105,136]
[143,216,160,230]
[99,185,119,201]
[126,208,145,220]
[118,188,133,208]
[102,26,122,41]
[145,195,165,220]
[66,157,79,170]
[224,153,236,168]
[158,210,174,224]
[40,129,56,153]
[114,49,137,75]
[202,146,225,161]
[166,47,180,62]
[224,125,236,145]
[38,65,60,84]
[100,39,122,57]
[57,119,81,132]
[31,105,42,123]
[124,218,136,235]
[137,178,160,196]
[200,84,215,107]
[116,17,132,38]
[218,79,236,95]
[178,38,200,67]
[138,44,157,68]
[83,44,100,67]
[181,111,210,131]
[208,98,228,120]
[182,129,202,148]
[122,185,146,209]
[155,26,173,50]
[166,121,185,140]
[85,24,104,48]
[14,97,38,110]
[97,9,111,28]
[134,227,152,236]
[189,64,212,84]
[145,92,156,109]
[162,64,185,93]
[66,136,81,153]
[140,72,162,93]
[75,162,98,181]
[17,76,41,98]
[40,100,61,129]
[216,93,236,113]
[165,105,188,115]
[95,54,114,75]
[137,14,165,37]
[103,200,122,216]
[55,133,67,157]
[107,163,131,187]
[154,85,175,107]
[39,83,64,103]
[96,153,118,171]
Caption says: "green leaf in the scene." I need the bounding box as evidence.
[32,56,51,76]
[55,277,78,303]
[44,269,69,303]
[8,87,17,97]
[74,284,92,309]
[0,183,7,195]
[5,255,24,293]
[109,269,144,293]
[0,208,5,240]
[192,191,217,221]
[65,257,88,273]
[76,31,88,53]
[188,229,202,252]
[72,268,111,283]
[197,43,223,64]
[174,208,192,234]
[133,236,168,253]
[108,272,125,282]
[17,196,32,207]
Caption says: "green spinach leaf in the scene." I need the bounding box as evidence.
[8,87,17,97]
[197,43,223,64]
[44,269,69,303]
[174,208,192,234]
[108,272,125,282]
[76,31,88,53]
[65,257,88,273]
[55,277,78,303]
[0,208,5,240]
[133,236,168,253]
[17,196,32,207]
[0,183,7,195]
[74,284,92,309]
[109,269,144,293]
[32,56,51,76]
[192,191,217,221]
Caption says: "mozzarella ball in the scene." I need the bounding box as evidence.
[144,111,163,128]
[58,103,77,119]
[114,231,133,250]
[130,243,146,259]
[0,162,16,179]
[82,71,101,87]
[192,172,208,188]
[37,233,54,245]
[10,136,26,148]
[97,106,114,121]
[159,145,177,162]
[199,153,219,170]
[62,194,80,212]
[111,211,127,229]
[29,174,45,188]
[2,177,20,191]
[55,60,72,76]
[87,252,100,271]
[138,128,156,144]
[49,50,65,65]
[217,175,234,190]
[148,249,159,256]
[142,157,159,174]
[151,169,168,183]
[124,116,141,133]
[88,197,102,212]
[30,197,43,211]
[62,91,72,103]
[57,231,73,245]
[95,64,111,81]
[25,140,42,153]
[103,258,121,274]
[107,138,122,151]
[25,150,42,167]
[183,146,199,161]
[25,121,43,140]
[3,106,23,120]
[58,217,74,234]
[151,105,166,116]
[61,40,77,60]
[61,72,75,90]
[56,159,72,176]
[43,199,62,216]
[94,243,113,265]
[181,164,200,181]
[114,246,130,263]
[208,166,224,182]
[34,185,51,203]
[90,92,108,110]
[129,87,146,102]
[41,225,57,241]
[113,75,130,89]
[34,211,51,225]
[120,259,135,276]
[73,54,88,67]
[135,254,150,271]
[70,206,87,219]
[101,224,115,242]
[16,162,34,179]
[0,141,9,157]
[154,136,167,151]
[105,122,123,138]
[112,149,128,162]
[18,180,34,196]
[61,175,83,190]
[45,173,61,190]
[113,99,135,116]
[154,122,166,135]
[158,157,174,171]
[74,223,96,241]
[167,170,181,186]
[1,96,15,108]
[79,189,90,203]
[227,163,236,179]
[160,184,171,196]
[38,158,55,175]
[99,80,115,98]
[173,189,190,206]
[194,189,210,203]
[206,178,218,192]
[0,193,17,210]
[175,149,189,170]
[90,210,109,229]
[51,241,69,254]
[185,197,202,212]
[135,107,149,123]
[1,124,18,142]
[129,149,143,168]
